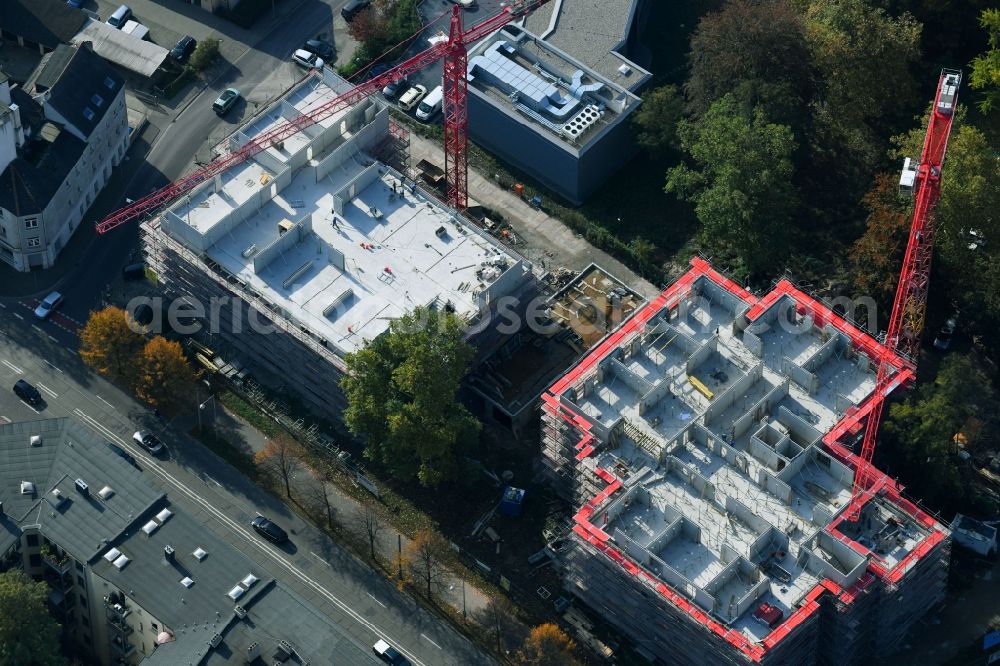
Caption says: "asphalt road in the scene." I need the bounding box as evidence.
[0,303,491,665]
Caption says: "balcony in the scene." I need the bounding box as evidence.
[109,634,136,658]
[40,548,72,575]
[104,595,131,622]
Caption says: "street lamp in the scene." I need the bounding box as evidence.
[197,394,217,433]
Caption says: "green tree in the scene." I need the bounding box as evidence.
[882,354,998,514]
[666,94,798,275]
[632,85,684,154]
[850,173,910,307]
[135,336,197,413]
[970,8,1000,113]
[188,38,221,73]
[0,570,63,666]
[341,306,480,486]
[79,306,144,384]
[685,0,814,122]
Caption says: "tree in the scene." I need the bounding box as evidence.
[850,173,911,307]
[970,8,1000,113]
[79,306,144,384]
[475,594,522,656]
[685,0,814,130]
[0,570,63,666]
[403,530,451,599]
[254,435,304,498]
[355,504,385,561]
[341,306,480,487]
[632,85,684,154]
[516,624,580,666]
[306,467,339,533]
[135,336,197,413]
[666,94,798,275]
[189,38,220,73]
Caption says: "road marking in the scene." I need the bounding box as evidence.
[0,302,6,308]
[1,360,24,374]
[32,325,44,334]
[421,634,442,649]
[13,313,23,320]
[204,474,222,487]
[44,360,63,373]
[311,551,331,566]
[367,592,387,608]
[96,395,115,409]
[36,383,58,399]
[70,409,430,666]
[48,335,59,343]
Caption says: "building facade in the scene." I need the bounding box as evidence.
[0,43,128,271]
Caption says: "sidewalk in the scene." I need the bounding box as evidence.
[406,132,661,300]
[187,403,498,623]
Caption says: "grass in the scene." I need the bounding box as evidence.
[219,390,282,437]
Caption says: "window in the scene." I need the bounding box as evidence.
[1,226,6,238]
[27,238,40,248]
[151,622,158,631]
[104,76,115,90]
[24,218,38,229]
[90,94,103,107]
[29,553,41,567]
[75,561,83,572]
[26,534,39,547]
[83,108,95,121]
[77,574,86,588]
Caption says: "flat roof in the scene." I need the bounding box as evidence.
[160,72,526,356]
[467,26,641,152]
[545,258,950,660]
[524,0,652,91]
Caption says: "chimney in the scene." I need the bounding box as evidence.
[164,545,175,563]
[245,641,260,662]
[75,479,89,496]
[0,501,4,517]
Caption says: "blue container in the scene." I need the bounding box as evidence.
[500,486,526,517]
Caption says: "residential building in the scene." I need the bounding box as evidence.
[0,417,376,665]
[465,25,643,205]
[0,43,128,271]
[0,0,88,55]
[142,69,536,422]
[541,258,951,665]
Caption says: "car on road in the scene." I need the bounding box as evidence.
[34,291,63,320]
[13,379,43,407]
[292,49,324,70]
[251,516,288,544]
[302,39,335,62]
[373,639,411,665]
[213,88,241,116]
[341,0,371,21]
[170,35,197,63]
[398,84,427,112]
[107,442,138,467]
[132,430,164,455]
[382,77,408,99]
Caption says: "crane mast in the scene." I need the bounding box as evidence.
[95,0,552,234]
[845,69,962,521]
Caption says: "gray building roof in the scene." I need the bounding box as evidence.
[524,0,651,92]
[0,418,164,563]
[0,0,88,50]
[28,43,124,139]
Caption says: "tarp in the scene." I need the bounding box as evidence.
[71,18,168,77]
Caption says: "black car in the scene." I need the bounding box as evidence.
[302,39,334,62]
[13,379,43,407]
[170,35,197,63]
[106,442,138,467]
[251,516,288,544]
[341,0,371,21]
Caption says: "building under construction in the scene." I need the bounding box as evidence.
[541,258,950,665]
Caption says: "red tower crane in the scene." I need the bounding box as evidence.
[845,69,962,521]
[95,0,551,234]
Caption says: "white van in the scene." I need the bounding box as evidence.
[415,85,443,121]
[106,4,132,29]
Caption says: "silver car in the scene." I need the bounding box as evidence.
[133,430,165,455]
[34,291,63,319]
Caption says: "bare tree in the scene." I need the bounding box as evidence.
[403,530,451,599]
[475,594,519,655]
[306,467,338,533]
[254,435,303,498]
[355,504,384,561]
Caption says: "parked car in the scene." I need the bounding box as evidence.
[132,430,164,455]
[341,0,371,21]
[373,639,411,666]
[302,39,334,62]
[398,84,427,112]
[106,442,138,467]
[933,315,958,351]
[122,262,146,281]
[251,516,288,544]
[366,63,390,81]
[213,88,241,116]
[13,379,43,407]
[66,0,85,7]
[170,35,197,63]
[292,49,324,70]
[382,77,408,99]
[106,4,132,29]
[34,291,63,320]
[415,85,443,121]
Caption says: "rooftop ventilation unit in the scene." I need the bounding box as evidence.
[245,640,259,661]
[30,435,42,447]
[277,640,295,660]
[142,520,159,536]
[98,485,114,499]
[50,488,67,508]
[562,104,602,139]
[20,481,34,495]
[180,576,194,588]
[104,547,122,562]
[209,632,223,648]
[75,479,89,496]
[193,547,208,561]
[227,585,245,601]
[242,244,258,258]
[617,63,632,76]
[156,508,173,523]
[164,545,175,562]
[234,605,248,620]
[113,554,130,570]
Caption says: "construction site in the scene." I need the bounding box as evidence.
[540,258,951,665]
